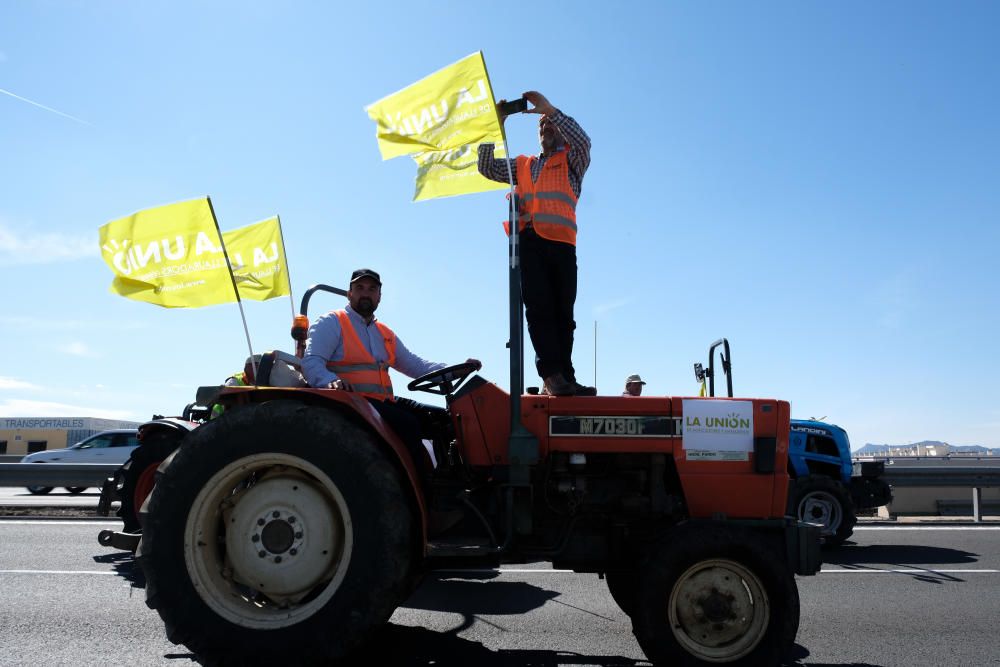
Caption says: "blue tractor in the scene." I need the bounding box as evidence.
[696,339,892,546]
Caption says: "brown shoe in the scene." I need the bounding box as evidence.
[543,373,575,397]
[572,382,597,396]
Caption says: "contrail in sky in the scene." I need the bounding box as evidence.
[0,87,92,126]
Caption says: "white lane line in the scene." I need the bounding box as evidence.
[0,570,118,576]
[443,568,1000,575]
[0,520,118,526]
[820,568,1000,574]
[438,569,574,574]
[855,526,1000,530]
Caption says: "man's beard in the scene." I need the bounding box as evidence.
[354,298,375,317]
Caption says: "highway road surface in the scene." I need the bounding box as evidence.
[1,517,998,666]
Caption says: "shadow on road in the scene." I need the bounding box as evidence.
[92,550,145,588]
[346,622,647,666]
[821,543,980,582]
[823,543,978,566]
[403,575,559,615]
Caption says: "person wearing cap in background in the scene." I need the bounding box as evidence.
[477,90,595,397]
[302,268,480,477]
[623,374,646,397]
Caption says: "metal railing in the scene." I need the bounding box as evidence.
[856,456,1000,522]
[0,463,120,488]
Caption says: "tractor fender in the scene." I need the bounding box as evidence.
[138,417,199,440]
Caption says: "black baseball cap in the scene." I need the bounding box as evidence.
[350,268,381,285]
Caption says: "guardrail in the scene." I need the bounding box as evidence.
[856,457,1000,522]
[0,463,121,488]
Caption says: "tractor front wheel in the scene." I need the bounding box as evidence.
[137,400,417,665]
[632,524,799,666]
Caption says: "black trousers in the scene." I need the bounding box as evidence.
[368,397,447,476]
[519,227,578,382]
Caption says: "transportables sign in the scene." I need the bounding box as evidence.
[682,399,754,461]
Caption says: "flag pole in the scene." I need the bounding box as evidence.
[275,214,297,319]
[481,51,536,488]
[594,320,597,389]
[206,196,258,384]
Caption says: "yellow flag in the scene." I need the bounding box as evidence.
[412,143,507,201]
[99,198,241,308]
[223,217,291,301]
[366,51,507,200]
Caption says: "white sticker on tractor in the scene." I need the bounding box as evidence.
[682,399,754,460]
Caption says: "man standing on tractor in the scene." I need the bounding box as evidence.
[477,90,595,397]
[301,268,478,475]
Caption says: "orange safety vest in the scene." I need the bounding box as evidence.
[510,147,578,246]
[325,310,397,401]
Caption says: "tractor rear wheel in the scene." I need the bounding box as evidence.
[632,524,799,666]
[790,475,856,546]
[117,430,184,533]
[137,400,416,665]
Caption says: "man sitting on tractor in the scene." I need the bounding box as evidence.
[301,268,478,476]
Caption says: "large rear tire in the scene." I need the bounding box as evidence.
[137,401,416,665]
[118,430,184,533]
[632,524,799,666]
[790,475,856,546]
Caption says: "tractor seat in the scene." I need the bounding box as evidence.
[252,350,307,388]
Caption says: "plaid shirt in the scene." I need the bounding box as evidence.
[477,109,591,197]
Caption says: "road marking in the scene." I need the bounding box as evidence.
[0,570,118,575]
[438,568,574,574]
[0,520,118,526]
[855,526,1000,530]
[820,568,1000,574]
[446,568,1000,575]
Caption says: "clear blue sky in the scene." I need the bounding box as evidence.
[1,2,997,449]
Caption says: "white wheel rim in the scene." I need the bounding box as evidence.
[184,453,353,629]
[798,490,843,536]
[668,558,770,662]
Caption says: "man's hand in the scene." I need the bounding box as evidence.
[329,379,353,391]
[523,91,555,117]
[496,99,511,123]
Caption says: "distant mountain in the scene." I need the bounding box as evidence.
[854,441,1000,456]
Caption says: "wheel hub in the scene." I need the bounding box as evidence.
[260,517,295,554]
[184,452,354,630]
[669,559,769,661]
[224,475,343,599]
[698,589,737,624]
[799,491,842,536]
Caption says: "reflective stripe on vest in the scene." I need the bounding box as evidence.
[513,148,578,245]
[325,310,397,401]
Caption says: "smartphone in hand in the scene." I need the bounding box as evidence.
[497,97,528,116]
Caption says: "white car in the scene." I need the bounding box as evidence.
[20,429,140,494]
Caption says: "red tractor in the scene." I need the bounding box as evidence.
[120,278,821,666]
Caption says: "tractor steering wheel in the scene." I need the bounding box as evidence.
[407,361,482,396]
